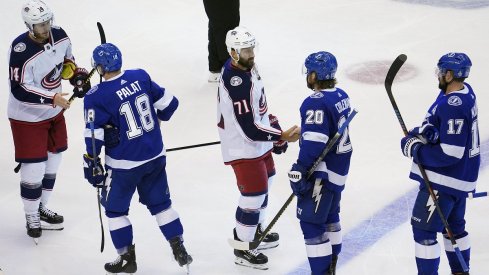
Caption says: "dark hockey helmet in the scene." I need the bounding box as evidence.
[437,52,471,79]
[304,51,337,80]
[92,43,122,74]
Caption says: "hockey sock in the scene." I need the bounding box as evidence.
[20,181,42,214]
[41,173,56,206]
[305,233,332,275]
[235,206,259,241]
[258,194,268,225]
[108,215,133,251]
[444,233,470,273]
[414,240,441,274]
[155,207,183,240]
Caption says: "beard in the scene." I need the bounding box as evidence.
[438,77,447,91]
[238,58,254,70]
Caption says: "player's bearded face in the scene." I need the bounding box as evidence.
[32,21,52,41]
[238,47,255,69]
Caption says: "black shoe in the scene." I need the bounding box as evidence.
[26,212,42,239]
[104,244,137,274]
[255,223,279,250]
[169,236,193,267]
[39,203,64,230]
[234,228,268,270]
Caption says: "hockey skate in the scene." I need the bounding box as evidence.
[104,244,137,274]
[169,236,193,273]
[39,203,64,230]
[234,229,268,270]
[25,212,42,244]
[255,223,279,250]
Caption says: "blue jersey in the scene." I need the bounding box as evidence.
[410,83,480,197]
[297,88,352,192]
[83,69,178,170]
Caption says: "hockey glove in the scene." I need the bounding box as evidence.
[83,154,105,187]
[400,135,423,162]
[269,113,288,154]
[103,125,120,148]
[288,163,312,197]
[70,68,91,98]
[408,124,439,144]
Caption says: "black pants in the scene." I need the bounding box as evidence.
[203,0,240,72]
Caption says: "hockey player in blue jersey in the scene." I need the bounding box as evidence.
[288,51,352,275]
[82,43,192,274]
[400,52,480,275]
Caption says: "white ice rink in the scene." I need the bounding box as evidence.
[1,0,488,274]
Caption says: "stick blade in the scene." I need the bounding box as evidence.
[385,54,407,88]
[228,238,251,250]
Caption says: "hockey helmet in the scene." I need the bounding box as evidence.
[304,51,337,80]
[21,0,53,32]
[225,26,256,55]
[92,43,122,74]
[437,52,471,79]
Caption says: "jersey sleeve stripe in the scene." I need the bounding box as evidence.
[440,143,465,159]
[84,128,104,141]
[154,91,174,111]
[302,131,329,144]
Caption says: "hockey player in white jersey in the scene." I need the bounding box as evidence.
[7,0,90,243]
[288,52,352,275]
[217,26,301,270]
[400,53,480,275]
[83,43,192,274]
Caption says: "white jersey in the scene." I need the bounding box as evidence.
[217,60,281,164]
[8,27,73,122]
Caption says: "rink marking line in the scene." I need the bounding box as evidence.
[288,140,488,274]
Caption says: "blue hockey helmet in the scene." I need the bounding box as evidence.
[437,52,471,78]
[92,43,122,73]
[304,51,337,80]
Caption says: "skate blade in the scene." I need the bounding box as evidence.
[106,272,135,275]
[32,237,39,245]
[185,263,190,274]
[257,241,279,250]
[234,257,268,270]
[41,221,64,230]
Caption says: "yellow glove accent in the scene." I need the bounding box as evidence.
[61,61,76,80]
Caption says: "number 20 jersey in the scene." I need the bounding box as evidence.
[297,88,352,192]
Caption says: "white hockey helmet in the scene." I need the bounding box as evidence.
[225,26,256,55]
[21,0,53,32]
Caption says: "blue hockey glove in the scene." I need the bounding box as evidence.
[269,113,288,154]
[408,124,439,144]
[103,125,120,148]
[288,163,311,197]
[83,154,105,187]
[400,135,423,162]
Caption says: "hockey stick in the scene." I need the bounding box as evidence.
[166,141,220,152]
[385,54,469,272]
[229,108,358,251]
[95,21,106,254]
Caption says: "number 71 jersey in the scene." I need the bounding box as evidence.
[297,88,352,192]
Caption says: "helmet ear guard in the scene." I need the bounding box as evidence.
[304,51,338,81]
[21,0,53,33]
[437,52,472,79]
